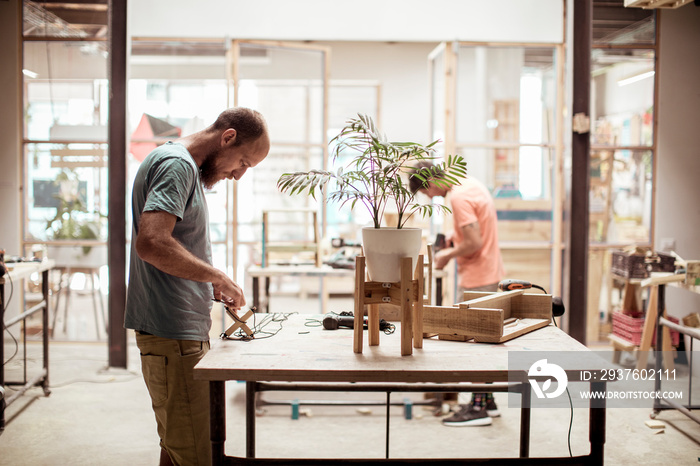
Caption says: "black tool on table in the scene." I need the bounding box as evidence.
[322,312,393,331]
[497,279,565,318]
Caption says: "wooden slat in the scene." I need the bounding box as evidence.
[493,198,552,211]
[51,160,106,168]
[353,256,365,353]
[368,303,380,346]
[459,291,493,303]
[463,307,505,341]
[400,257,413,356]
[414,255,424,349]
[510,294,552,319]
[460,289,524,312]
[498,220,552,242]
[488,319,551,344]
[362,281,420,305]
[423,305,475,337]
[50,148,106,157]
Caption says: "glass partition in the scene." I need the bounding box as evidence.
[228,40,330,281]
[22,40,109,260]
[429,42,563,296]
[590,47,655,245]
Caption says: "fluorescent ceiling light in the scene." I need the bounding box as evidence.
[22,69,39,78]
[617,70,654,87]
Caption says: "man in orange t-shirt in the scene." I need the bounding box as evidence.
[410,164,504,427]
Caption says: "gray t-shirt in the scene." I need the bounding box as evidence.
[125,142,213,340]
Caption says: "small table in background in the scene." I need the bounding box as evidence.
[1,259,54,432]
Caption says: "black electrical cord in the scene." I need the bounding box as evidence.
[221,311,296,341]
[566,387,574,457]
[531,283,571,453]
[531,284,548,294]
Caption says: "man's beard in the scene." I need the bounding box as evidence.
[199,149,221,190]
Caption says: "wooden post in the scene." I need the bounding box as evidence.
[354,256,366,353]
[368,303,380,346]
[569,0,592,344]
[636,285,657,371]
[108,0,128,369]
[400,257,413,356]
[413,255,424,349]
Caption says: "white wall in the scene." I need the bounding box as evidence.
[323,41,439,142]
[128,0,563,43]
[656,8,700,320]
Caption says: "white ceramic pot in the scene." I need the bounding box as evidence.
[361,227,422,283]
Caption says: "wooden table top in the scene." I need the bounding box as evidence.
[194,313,595,384]
[2,259,55,282]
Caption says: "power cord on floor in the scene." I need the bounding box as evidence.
[566,387,574,457]
[49,373,140,389]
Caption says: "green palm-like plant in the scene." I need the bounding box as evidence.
[46,170,104,254]
[277,114,467,229]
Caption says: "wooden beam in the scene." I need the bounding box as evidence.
[107,0,127,369]
[569,0,592,345]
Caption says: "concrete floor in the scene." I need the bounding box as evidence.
[2,289,700,465]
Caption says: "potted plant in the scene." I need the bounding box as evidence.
[45,170,106,268]
[277,114,466,282]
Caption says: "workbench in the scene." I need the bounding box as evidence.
[643,273,700,424]
[248,265,446,313]
[194,314,608,465]
[1,259,54,433]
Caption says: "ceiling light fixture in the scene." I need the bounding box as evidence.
[617,70,655,87]
[22,69,39,79]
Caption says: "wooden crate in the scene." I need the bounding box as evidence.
[611,249,674,279]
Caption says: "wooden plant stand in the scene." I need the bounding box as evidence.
[353,255,424,356]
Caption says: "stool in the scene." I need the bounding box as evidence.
[353,255,423,356]
[51,266,106,339]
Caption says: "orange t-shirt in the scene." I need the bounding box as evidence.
[448,177,504,289]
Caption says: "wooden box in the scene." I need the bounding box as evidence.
[422,289,552,343]
[611,250,674,279]
[685,261,700,286]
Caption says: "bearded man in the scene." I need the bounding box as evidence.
[125,107,270,465]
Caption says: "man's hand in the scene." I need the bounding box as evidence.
[137,211,247,309]
[212,271,245,311]
[434,248,453,270]
[433,223,483,270]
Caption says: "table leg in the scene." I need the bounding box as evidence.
[519,383,531,458]
[253,277,260,311]
[210,381,226,466]
[1,277,5,432]
[41,270,51,395]
[590,381,606,464]
[246,381,256,458]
